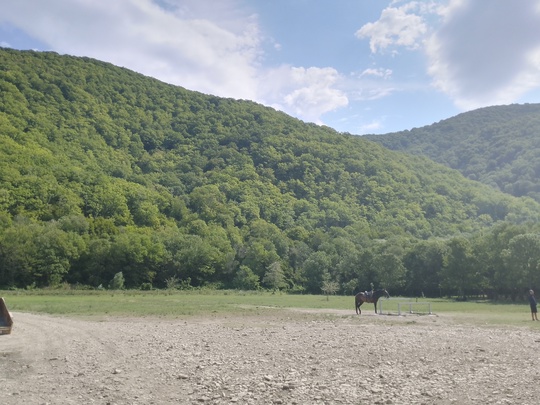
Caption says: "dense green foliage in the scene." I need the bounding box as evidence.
[365,104,540,202]
[1,48,540,297]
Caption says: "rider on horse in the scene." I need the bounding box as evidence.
[364,283,374,298]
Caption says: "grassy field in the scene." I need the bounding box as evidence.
[4,290,349,317]
[0,289,534,326]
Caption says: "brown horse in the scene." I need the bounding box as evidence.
[355,289,390,315]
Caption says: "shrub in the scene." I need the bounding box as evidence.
[109,272,125,290]
[165,276,179,290]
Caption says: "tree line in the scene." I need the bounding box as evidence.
[2,215,540,300]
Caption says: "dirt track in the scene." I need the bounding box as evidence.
[1,309,540,404]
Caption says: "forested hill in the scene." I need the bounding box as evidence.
[2,48,540,296]
[365,104,540,202]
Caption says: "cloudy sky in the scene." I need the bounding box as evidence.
[1,0,540,135]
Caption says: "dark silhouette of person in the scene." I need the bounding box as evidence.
[529,290,538,321]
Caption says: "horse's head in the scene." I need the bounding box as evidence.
[383,289,390,299]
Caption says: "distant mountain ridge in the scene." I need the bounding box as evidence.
[365,103,540,202]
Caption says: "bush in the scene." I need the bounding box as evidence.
[233,266,260,290]
[109,272,125,290]
[165,276,179,290]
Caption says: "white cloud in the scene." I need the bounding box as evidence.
[357,0,540,111]
[426,0,540,109]
[0,0,352,126]
[356,2,428,53]
[345,70,397,101]
[261,66,349,124]
[357,86,396,101]
[0,0,262,100]
[360,68,393,79]
[359,120,384,133]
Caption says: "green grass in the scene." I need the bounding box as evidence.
[0,290,535,327]
[0,290,353,318]
[378,297,530,326]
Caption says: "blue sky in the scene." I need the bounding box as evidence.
[1,0,540,135]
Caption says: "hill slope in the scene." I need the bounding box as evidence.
[1,48,540,292]
[365,104,540,201]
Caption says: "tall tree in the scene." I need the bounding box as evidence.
[502,233,540,293]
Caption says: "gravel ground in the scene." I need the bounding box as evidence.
[1,308,540,404]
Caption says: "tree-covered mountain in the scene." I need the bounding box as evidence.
[365,103,540,202]
[2,48,540,297]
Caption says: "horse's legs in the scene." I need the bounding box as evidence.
[355,296,363,315]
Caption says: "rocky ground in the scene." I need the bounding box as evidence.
[1,308,540,404]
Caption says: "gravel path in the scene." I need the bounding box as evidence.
[1,309,540,404]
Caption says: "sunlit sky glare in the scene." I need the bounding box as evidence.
[1,0,540,135]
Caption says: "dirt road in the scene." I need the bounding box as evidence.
[1,310,540,404]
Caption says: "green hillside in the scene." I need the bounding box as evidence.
[365,104,540,202]
[2,48,540,297]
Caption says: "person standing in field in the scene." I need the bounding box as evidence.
[528,290,538,321]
